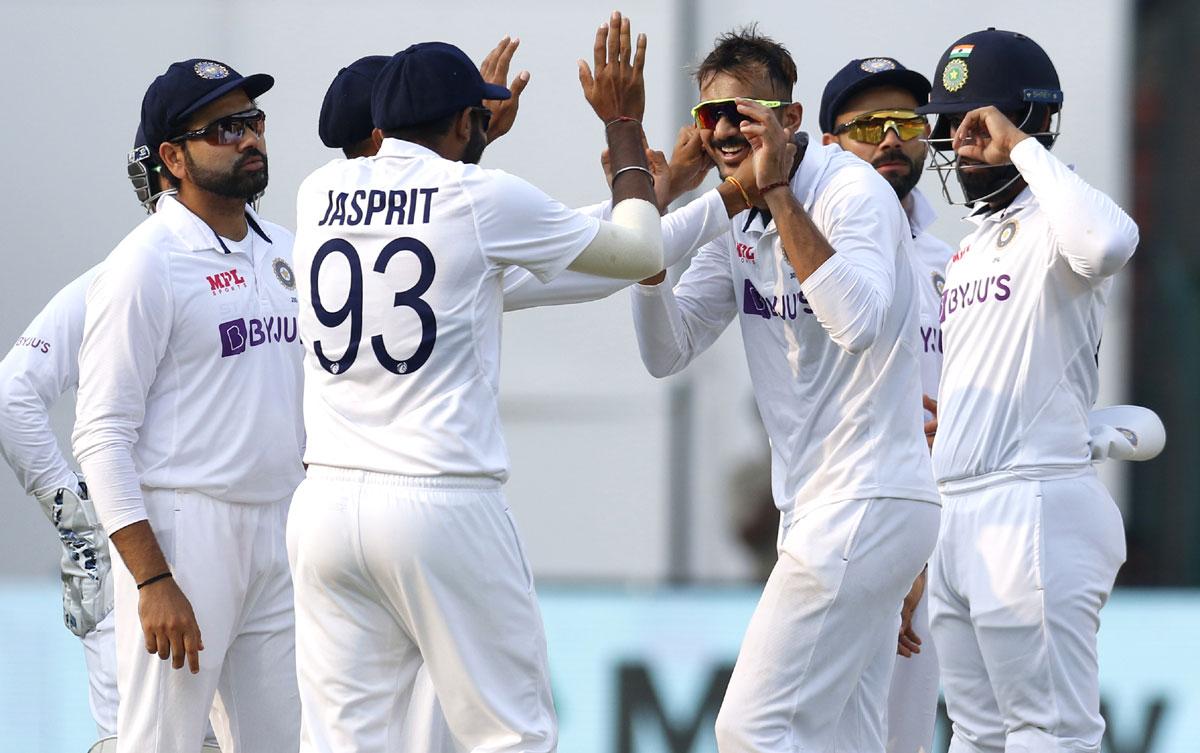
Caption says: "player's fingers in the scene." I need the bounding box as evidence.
[509,70,531,99]
[170,630,186,670]
[607,12,621,67]
[922,394,938,414]
[619,16,631,67]
[184,629,201,674]
[144,625,158,655]
[592,24,607,71]
[156,628,171,661]
[632,32,647,77]
[480,38,503,77]
[577,60,594,92]
[497,37,519,76]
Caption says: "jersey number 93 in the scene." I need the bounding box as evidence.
[310,237,437,376]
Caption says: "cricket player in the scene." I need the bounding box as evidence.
[917,29,1139,753]
[73,58,303,753]
[631,28,940,753]
[819,56,948,753]
[288,15,669,751]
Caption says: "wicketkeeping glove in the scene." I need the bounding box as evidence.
[34,475,113,637]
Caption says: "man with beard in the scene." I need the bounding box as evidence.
[819,57,949,753]
[73,59,303,753]
[916,30,1138,753]
[288,16,666,752]
[631,28,939,753]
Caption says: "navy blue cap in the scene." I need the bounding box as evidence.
[319,56,388,149]
[819,57,931,134]
[918,29,1061,117]
[371,42,509,131]
[130,124,154,166]
[140,59,274,154]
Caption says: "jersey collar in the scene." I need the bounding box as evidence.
[741,132,824,234]
[157,194,273,255]
[965,184,1035,228]
[905,187,938,238]
[377,138,442,161]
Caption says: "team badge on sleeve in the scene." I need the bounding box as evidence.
[932,272,946,297]
[942,59,968,92]
[273,257,296,290]
[194,61,230,80]
[997,220,1019,248]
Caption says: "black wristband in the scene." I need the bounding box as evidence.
[137,571,173,590]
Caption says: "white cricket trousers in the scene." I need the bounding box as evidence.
[884,586,940,753]
[715,497,940,753]
[111,488,300,753]
[82,610,119,738]
[929,471,1125,753]
[287,466,557,753]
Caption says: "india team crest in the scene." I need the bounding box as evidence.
[942,59,968,92]
[1119,428,1139,447]
[860,58,897,73]
[931,271,946,297]
[272,257,296,290]
[194,61,230,80]
[997,220,1019,248]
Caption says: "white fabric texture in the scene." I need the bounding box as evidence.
[288,467,555,753]
[293,138,599,480]
[82,610,118,739]
[905,187,955,403]
[567,197,662,279]
[631,137,937,526]
[932,139,1139,486]
[929,473,1125,753]
[882,588,940,753]
[73,196,305,534]
[502,188,731,311]
[0,265,98,495]
[111,488,298,753]
[714,498,939,753]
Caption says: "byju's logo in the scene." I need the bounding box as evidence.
[207,268,247,295]
[742,279,812,321]
[218,316,298,358]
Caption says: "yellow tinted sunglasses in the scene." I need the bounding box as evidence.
[833,109,928,144]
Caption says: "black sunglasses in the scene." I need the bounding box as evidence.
[171,109,266,146]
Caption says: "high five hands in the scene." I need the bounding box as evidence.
[578,11,647,124]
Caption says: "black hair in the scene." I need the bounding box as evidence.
[695,25,798,99]
[381,111,460,144]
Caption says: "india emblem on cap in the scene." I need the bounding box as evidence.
[860,58,897,73]
[942,59,968,92]
[194,61,230,80]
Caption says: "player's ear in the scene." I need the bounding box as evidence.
[453,107,474,141]
[158,142,187,184]
[821,133,836,146]
[782,102,803,132]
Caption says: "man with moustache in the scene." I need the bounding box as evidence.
[819,57,948,753]
[73,59,303,753]
[631,28,939,753]
[916,30,1138,753]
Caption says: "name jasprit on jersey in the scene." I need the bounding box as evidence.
[316,187,439,227]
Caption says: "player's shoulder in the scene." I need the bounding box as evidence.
[821,145,896,199]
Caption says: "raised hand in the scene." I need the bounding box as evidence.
[479,36,531,143]
[736,98,794,191]
[952,106,1030,165]
[600,143,671,212]
[577,11,647,123]
[663,126,714,206]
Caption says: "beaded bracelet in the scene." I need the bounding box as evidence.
[761,180,791,195]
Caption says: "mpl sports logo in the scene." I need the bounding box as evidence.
[219,316,298,358]
[207,268,247,295]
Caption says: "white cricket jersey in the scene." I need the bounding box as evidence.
[906,188,954,400]
[632,137,938,525]
[73,196,305,535]
[0,265,99,496]
[502,189,730,311]
[932,138,1139,488]
[294,138,601,479]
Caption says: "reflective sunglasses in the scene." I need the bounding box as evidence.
[171,109,266,146]
[832,109,927,145]
[691,98,789,130]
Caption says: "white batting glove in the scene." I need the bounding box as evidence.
[34,474,114,637]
